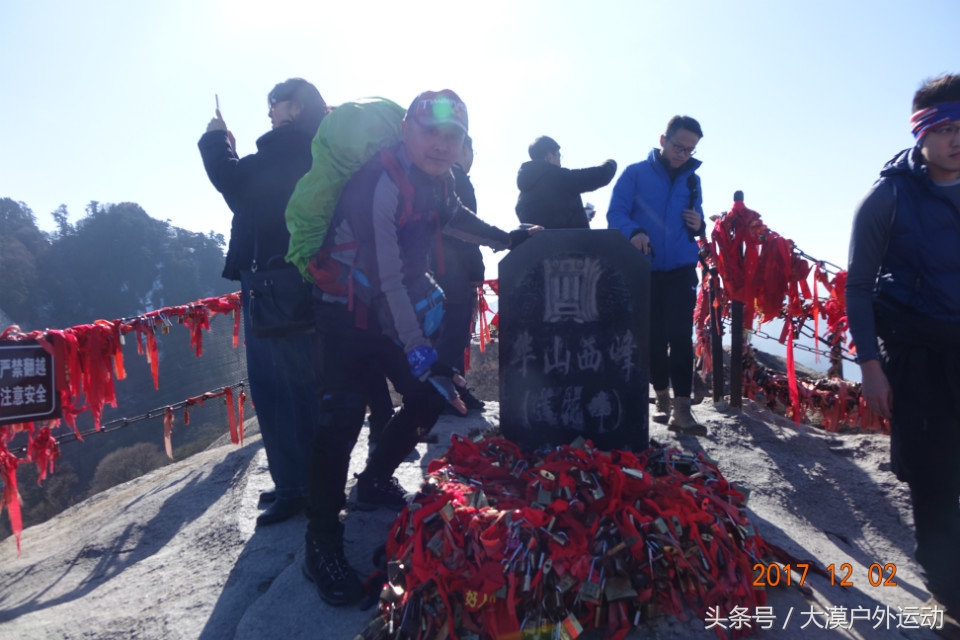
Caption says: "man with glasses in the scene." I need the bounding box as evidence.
[846,74,960,626]
[607,115,706,435]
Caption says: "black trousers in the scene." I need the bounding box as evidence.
[434,299,476,374]
[649,265,698,398]
[305,299,444,545]
[881,335,960,605]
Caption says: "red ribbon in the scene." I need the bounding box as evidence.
[1,292,245,552]
[380,436,798,639]
[163,406,175,459]
[0,445,23,553]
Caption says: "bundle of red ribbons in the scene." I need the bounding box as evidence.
[694,198,884,432]
[0,292,242,552]
[365,434,802,640]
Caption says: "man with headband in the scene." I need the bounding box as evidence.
[846,74,960,623]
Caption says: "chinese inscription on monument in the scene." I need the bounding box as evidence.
[499,230,649,451]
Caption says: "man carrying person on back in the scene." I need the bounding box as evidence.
[299,89,537,607]
[515,135,616,229]
[846,74,960,627]
[607,115,706,435]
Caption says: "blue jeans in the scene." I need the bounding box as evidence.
[241,281,319,501]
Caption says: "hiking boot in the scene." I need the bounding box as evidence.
[256,496,303,526]
[355,474,409,512]
[303,539,363,607]
[652,389,671,424]
[692,374,708,406]
[257,489,277,507]
[668,397,707,436]
[458,386,485,412]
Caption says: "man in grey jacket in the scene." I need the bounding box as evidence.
[301,90,537,607]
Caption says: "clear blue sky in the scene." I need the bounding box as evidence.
[1,1,955,273]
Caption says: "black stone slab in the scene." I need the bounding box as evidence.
[498,230,649,451]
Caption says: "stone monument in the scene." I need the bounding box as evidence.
[498,230,649,451]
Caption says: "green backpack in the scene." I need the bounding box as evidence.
[284,97,405,280]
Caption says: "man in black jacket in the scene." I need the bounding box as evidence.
[846,73,960,623]
[198,78,325,528]
[515,135,617,229]
[432,135,485,413]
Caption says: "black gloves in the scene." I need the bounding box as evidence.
[508,224,538,249]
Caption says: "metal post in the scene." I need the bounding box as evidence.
[730,301,743,409]
[828,334,844,379]
[710,273,724,402]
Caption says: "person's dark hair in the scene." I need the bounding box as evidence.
[665,115,703,139]
[529,135,560,161]
[912,74,960,112]
[268,78,328,136]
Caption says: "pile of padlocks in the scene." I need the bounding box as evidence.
[358,434,795,640]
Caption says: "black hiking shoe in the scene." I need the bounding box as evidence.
[257,489,276,508]
[256,496,303,526]
[459,386,485,411]
[303,540,363,607]
[355,474,409,512]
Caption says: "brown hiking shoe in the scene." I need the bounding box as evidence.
[652,389,671,424]
[668,397,707,436]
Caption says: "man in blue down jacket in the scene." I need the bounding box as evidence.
[515,135,616,229]
[607,115,706,435]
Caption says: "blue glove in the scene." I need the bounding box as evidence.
[407,345,438,379]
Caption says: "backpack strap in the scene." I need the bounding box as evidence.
[380,147,416,227]
[380,146,453,276]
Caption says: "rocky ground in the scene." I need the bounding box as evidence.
[0,344,948,639]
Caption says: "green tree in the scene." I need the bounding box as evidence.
[35,201,229,326]
[1,195,240,526]
[0,199,48,327]
[50,204,74,240]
